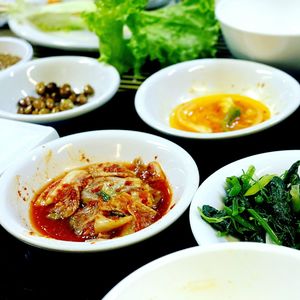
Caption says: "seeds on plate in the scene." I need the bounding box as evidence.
[17,82,94,115]
[0,53,21,70]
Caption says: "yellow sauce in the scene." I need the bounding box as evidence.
[169,94,271,133]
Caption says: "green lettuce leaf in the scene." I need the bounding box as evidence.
[84,0,220,75]
[84,0,146,74]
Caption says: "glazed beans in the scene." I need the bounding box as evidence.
[17,82,94,115]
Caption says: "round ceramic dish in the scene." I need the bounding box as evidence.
[135,58,300,139]
[215,0,300,72]
[103,242,300,299]
[189,150,300,246]
[0,130,199,252]
[0,56,120,123]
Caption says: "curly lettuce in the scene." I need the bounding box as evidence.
[84,0,220,75]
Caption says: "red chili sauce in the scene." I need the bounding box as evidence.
[30,160,173,242]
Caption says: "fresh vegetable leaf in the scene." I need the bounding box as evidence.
[240,165,256,193]
[283,160,300,186]
[84,0,220,75]
[199,205,232,235]
[225,176,241,196]
[247,208,281,245]
[198,206,229,223]
[290,184,300,213]
[244,174,275,196]
[84,0,146,74]
[223,206,256,231]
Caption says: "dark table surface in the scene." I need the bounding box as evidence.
[1,25,300,300]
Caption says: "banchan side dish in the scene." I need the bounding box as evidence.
[170,94,271,133]
[30,157,173,242]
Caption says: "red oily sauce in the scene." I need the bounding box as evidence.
[30,203,85,242]
[30,158,173,242]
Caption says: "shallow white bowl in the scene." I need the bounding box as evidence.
[103,242,300,300]
[189,150,300,246]
[0,56,120,123]
[134,59,300,139]
[0,118,59,175]
[0,36,33,73]
[216,0,300,72]
[0,130,199,252]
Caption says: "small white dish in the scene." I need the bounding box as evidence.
[189,150,300,246]
[215,0,300,72]
[103,242,300,300]
[0,130,199,252]
[0,36,33,73]
[0,56,120,123]
[8,18,99,51]
[135,58,300,139]
[0,118,59,175]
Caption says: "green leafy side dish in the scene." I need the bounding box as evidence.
[199,160,300,249]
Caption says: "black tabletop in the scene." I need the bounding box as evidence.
[1,27,300,300]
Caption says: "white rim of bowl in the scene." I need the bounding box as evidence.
[0,56,120,123]
[0,36,33,69]
[0,129,200,252]
[135,58,300,139]
[102,242,300,299]
[215,0,300,37]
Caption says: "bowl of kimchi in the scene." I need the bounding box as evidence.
[0,130,199,252]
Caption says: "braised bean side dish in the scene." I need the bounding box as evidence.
[17,81,94,115]
[30,158,173,242]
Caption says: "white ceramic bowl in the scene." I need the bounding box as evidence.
[0,56,120,123]
[0,36,33,73]
[0,130,199,252]
[135,58,300,139]
[216,0,300,72]
[103,242,300,300]
[189,150,300,246]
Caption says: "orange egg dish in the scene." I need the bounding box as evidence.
[169,94,271,133]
